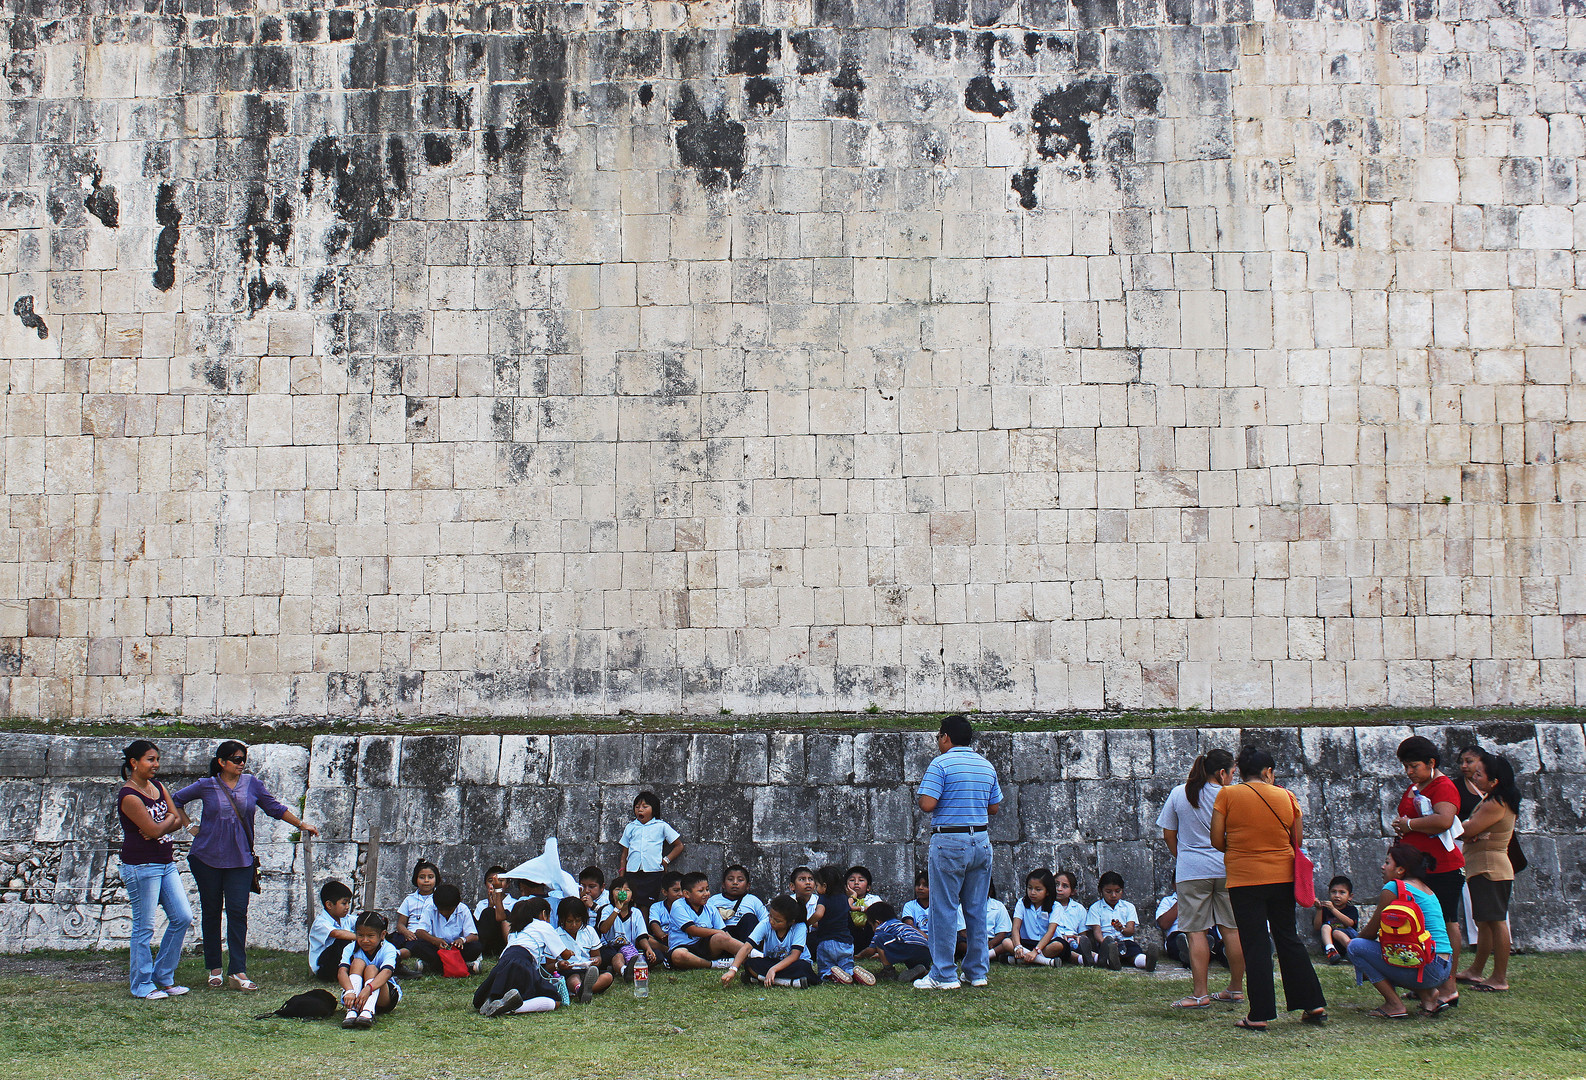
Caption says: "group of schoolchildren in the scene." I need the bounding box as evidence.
[304,790,1185,1028]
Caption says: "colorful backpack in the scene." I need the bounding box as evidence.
[1377,881,1436,975]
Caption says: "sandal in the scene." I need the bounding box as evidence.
[1300,1008,1327,1026]
[1172,995,1213,1009]
[226,974,260,992]
[1367,1007,1410,1020]
[1213,990,1244,1003]
[206,973,223,989]
[1470,982,1508,993]
[1234,1018,1269,1032]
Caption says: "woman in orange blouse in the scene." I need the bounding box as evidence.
[1211,745,1326,1032]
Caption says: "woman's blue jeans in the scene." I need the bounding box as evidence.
[1348,938,1453,991]
[123,861,193,997]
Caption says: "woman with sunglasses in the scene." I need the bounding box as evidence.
[174,741,319,990]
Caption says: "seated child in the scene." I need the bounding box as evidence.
[309,880,358,981]
[556,896,613,1003]
[1010,869,1063,966]
[1051,871,1092,965]
[428,882,482,974]
[598,874,655,977]
[788,866,818,920]
[846,865,879,952]
[1156,892,1186,966]
[578,865,613,925]
[387,859,442,974]
[667,871,740,969]
[1314,875,1359,964]
[647,871,685,961]
[901,870,931,933]
[858,902,930,982]
[721,894,818,988]
[984,882,1013,958]
[710,864,769,941]
[473,904,561,1016]
[473,866,523,958]
[337,912,401,1029]
[1087,871,1159,971]
[809,864,874,985]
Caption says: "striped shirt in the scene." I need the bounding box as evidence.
[917,747,1003,826]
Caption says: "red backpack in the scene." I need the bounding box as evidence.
[1377,881,1436,976]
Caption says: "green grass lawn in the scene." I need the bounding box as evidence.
[0,950,1582,1080]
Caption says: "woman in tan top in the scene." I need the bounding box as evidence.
[1210,745,1326,1032]
[1457,751,1520,991]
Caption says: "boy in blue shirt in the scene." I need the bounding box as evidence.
[1087,871,1159,971]
[667,871,739,969]
[710,864,769,941]
[646,871,684,961]
[858,902,931,982]
[430,882,482,973]
[309,880,358,981]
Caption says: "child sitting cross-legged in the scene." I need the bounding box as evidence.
[429,883,482,975]
[809,864,875,985]
[1009,868,1063,966]
[387,859,442,975]
[309,880,358,982]
[709,864,770,942]
[473,903,562,1017]
[668,871,741,969]
[1088,871,1159,971]
[556,896,612,1003]
[857,901,931,983]
[337,912,402,1029]
[647,871,685,959]
[597,874,655,978]
[720,894,819,989]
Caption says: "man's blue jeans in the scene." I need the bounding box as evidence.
[927,831,991,982]
[123,861,193,997]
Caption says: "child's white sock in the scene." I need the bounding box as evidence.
[515,997,556,1013]
[347,974,364,996]
[1134,953,1148,969]
[1032,954,1055,966]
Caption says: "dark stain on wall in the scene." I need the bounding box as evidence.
[964,74,1015,117]
[239,187,293,315]
[1011,166,1039,209]
[827,38,866,119]
[672,86,746,190]
[82,171,118,229]
[638,83,655,106]
[11,296,46,340]
[1121,73,1162,115]
[423,133,454,166]
[789,30,833,74]
[152,183,181,293]
[1031,78,1115,162]
[729,29,781,75]
[746,77,783,113]
[304,136,397,255]
[386,136,409,195]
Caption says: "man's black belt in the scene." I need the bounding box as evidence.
[931,825,987,833]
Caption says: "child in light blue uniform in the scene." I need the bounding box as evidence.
[619,791,683,906]
[1087,871,1158,971]
[556,896,611,1003]
[338,912,402,1028]
[710,864,770,941]
[1051,871,1091,963]
[667,871,738,969]
[646,871,684,962]
[599,874,654,977]
[1011,868,1062,965]
[722,895,818,988]
[984,884,1013,957]
[901,870,931,932]
[858,902,931,981]
[310,880,358,981]
[429,882,482,972]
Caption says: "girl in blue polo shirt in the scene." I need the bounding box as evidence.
[722,895,818,988]
[338,911,402,1028]
[619,791,684,907]
[1011,868,1063,965]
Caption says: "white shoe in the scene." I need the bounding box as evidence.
[970,977,989,987]
[710,958,734,969]
[913,975,961,990]
[468,958,481,974]
[159,985,190,996]
[140,989,170,1001]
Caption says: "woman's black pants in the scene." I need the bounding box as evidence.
[1228,881,1325,1022]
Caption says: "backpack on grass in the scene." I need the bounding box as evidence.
[255,988,339,1020]
[1377,882,1435,976]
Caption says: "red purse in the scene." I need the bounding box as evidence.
[436,947,471,978]
[1255,786,1316,906]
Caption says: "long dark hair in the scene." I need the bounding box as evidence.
[1386,843,1433,882]
[1476,751,1522,813]
[1236,744,1276,779]
[1024,868,1057,912]
[207,740,247,777]
[1185,748,1234,809]
[121,740,158,780]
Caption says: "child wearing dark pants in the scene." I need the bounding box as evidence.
[309,880,358,982]
[857,903,931,981]
[722,895,818,988]
[472,946,560,1015]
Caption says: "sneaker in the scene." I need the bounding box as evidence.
[480,988,522,1017]
[970,977,989,987]
[913,974,961,990]
[1104,940,1122,970]
[899,964,929,983]
[342,1009,359,1028]
[578,974,596,1004]
[1144,944,1159,973]
[710,958,734,970]
[1326,951,1343,965]
[139,989,170,1001]
[826,966,853,985]
[159,985,190,997]
[772,976,808,988]
[852,966,876,986]
[468,958,481,974]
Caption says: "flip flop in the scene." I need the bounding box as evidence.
[1433,996,1459,1013]
[1368,1007,1410,1020]
[1471,983,1508,993]
[1300,1009,1327,1026]
[1172,995,1213,1009]
[1234,1018,1269,1032]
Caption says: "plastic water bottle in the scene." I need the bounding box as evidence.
[632,955,649,999]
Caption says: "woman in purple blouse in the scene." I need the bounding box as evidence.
[174,741,318,990]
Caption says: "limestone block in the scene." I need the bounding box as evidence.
[1537,723,1586,773]
[640,733,690,784]
[309,735,359,788]
[356,736,402,789]
[499,736,551,785]
[1058,731,1106,779]
[593,734,641,784]
[549,734,597,785]
[0,734,49,777]
[1105,729,1154,777]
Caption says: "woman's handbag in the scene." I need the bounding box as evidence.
[1254,785,1316,906]
[216,778,264,894]
[1508,833,1528,874]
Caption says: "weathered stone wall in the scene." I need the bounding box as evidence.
[3,1,1586,717]
[2,722,1581,953]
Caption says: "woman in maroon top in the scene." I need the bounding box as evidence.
[1391,736,1465,1006]
[118,740,194,1000]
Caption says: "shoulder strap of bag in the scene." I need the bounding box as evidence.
[216,776,257,856]
[1249,784,1298,847]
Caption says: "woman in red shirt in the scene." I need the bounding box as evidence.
[1391,736,1464,1009]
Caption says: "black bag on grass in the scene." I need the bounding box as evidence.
[256,988,339,1020]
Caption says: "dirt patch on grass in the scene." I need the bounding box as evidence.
[0,956,124,983]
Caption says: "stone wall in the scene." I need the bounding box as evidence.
[2,721,1581,953]
[3,1,1586,718]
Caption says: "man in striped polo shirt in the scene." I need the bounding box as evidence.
[914,714,1003,989]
